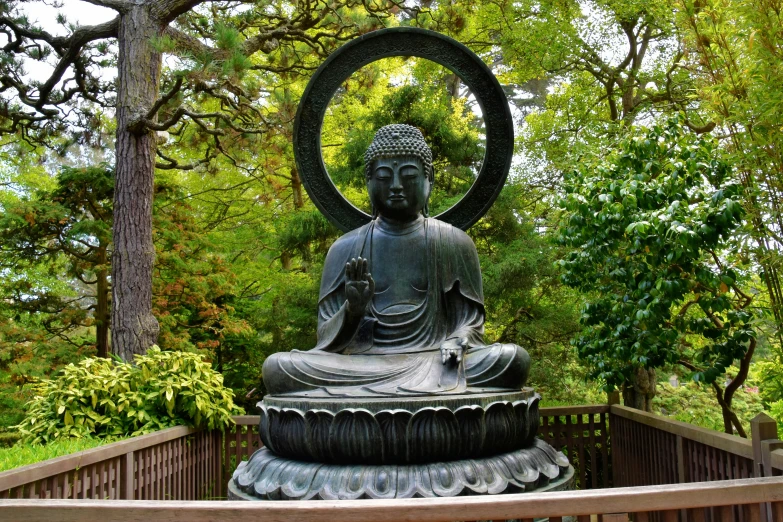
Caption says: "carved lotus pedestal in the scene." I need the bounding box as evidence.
[229,388,573,500]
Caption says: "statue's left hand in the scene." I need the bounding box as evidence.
[441,337,468,365]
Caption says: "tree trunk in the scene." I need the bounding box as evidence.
[291,166,304,210]
[622,367,656,412]
[111,5,161,361]
[96,244,110,358]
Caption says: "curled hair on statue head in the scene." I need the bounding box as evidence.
[364,124,434,184]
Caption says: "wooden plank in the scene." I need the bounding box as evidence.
[79,465,87,500]
[770,501,783,522]
[234,427,242,482]
[770,449,783,475]
[600,412,610,488]
[175,438,182,501]
[187,436,193,500]
[145,447,152,500]
[542,415,551,445]
[98,461,105,500]
[641,418,650,486]
[575,413,585,489]
[662,510,679,522]
[2,477,782,521]
[157,443,163,500]
[603,514,629,522]
[216,430,224,500]
[611,406,754,460]
[589,414,598,489]
[70,469,78,500]
[745,502,762,522]
[716,505,734,522]
[689,506,706,522]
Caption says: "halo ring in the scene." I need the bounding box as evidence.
[293,27,514,232]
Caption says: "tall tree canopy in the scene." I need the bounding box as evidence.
[0,0,395,359]
[1,0,782,435]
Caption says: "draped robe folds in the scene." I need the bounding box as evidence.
[262,218,530,397]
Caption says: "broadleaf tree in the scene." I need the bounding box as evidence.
[557,118,756,434]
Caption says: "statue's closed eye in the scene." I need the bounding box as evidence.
[402,167,419,178]
[375,167,392,180]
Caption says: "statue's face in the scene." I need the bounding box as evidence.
[368,156,430,221]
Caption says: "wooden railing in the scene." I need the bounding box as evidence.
[1,403,782,522]
[2,476,782,521]
[222,415,261,488]
[611,405,783,486]
[0,406,610,500]
[539,404,612,489]
[0,426,224,500]
[611,405,783,522]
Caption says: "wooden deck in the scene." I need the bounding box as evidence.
[2,477,782,521]
[1,403,782,521]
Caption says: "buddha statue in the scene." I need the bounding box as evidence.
[262,124,531,397]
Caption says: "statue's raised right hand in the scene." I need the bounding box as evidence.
[345,257,375,318]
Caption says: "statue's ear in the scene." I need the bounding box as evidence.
[423,178,432,217]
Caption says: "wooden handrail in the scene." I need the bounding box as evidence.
[1,477,782,522]
[0,426,198,492]
[230,415,260,425]
[540,404,610,416]
[610,404,754,459]
[773,448,783,472]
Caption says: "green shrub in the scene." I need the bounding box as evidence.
[653,379,765,436]
[16,347,244,444]
[751,356,783,438]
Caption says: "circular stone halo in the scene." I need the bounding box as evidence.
[293,27,515,232]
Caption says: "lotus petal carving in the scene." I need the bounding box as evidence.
[231,438,572,500]
[257,394,542,464]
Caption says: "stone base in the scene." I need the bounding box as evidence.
[258,390,541,464]
[230,438,572,500]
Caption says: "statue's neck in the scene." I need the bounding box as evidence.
[375,214,425,235]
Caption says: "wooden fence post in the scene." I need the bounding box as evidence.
[751,413,778,478]
[751,413,779,522]
[122,451,134,500]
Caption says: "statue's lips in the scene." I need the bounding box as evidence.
[387,195,406,201]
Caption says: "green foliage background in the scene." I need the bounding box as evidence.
[2,0,783,455]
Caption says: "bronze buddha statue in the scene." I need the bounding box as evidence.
[262,124,530,397]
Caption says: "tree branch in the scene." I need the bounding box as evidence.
[78,0,133,12]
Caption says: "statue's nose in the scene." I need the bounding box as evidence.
[390,172,404,190]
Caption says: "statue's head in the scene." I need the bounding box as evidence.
[364,124,433,221]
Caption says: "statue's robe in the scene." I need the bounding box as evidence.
[262,218,530,397]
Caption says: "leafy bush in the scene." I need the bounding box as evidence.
[16,347,243,444]
[654,378,765,436]
[751,355,783,438]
